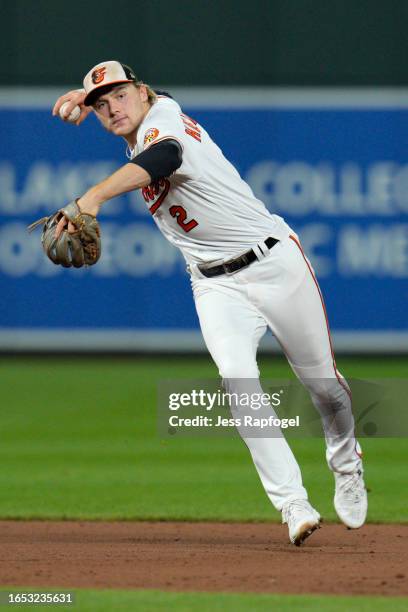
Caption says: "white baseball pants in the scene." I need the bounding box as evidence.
[190,233,362,511]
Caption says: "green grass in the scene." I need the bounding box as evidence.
[0,356,406,522]
[1,588,407,611]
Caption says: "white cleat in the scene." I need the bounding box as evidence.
[282,499,321,546]
[334,468,368,529]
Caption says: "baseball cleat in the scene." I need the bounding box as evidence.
[282,499,321,546]
[334,467,367,529]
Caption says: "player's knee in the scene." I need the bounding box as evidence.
[308,378,350,412]
[218,361,259,380]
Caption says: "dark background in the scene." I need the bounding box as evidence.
[1,0,406,87]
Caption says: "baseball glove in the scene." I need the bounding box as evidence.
[28,200,101,268]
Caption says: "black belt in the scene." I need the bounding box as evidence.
[198,237,279,278]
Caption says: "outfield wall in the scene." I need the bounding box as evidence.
[0,88,407,353]
[4,0,408,87]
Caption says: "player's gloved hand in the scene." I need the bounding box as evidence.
[52,89,92,126]
[54,198,101,238]
[28,200,101,268]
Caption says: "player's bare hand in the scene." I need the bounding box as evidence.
[55,217,77,239]
[52,89,91,125]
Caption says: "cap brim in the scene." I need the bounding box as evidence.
[84,79,134,106]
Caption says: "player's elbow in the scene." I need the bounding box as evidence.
[131,139,183,182]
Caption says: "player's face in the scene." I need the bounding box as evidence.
[92,84,150,141]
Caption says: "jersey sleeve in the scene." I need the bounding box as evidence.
[136,98,202,181]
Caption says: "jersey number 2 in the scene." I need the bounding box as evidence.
[143,179,198,233]
[169,206,198,232]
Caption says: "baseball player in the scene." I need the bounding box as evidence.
[53,61,367,545]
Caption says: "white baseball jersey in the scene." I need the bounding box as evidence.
[128,96,291,265]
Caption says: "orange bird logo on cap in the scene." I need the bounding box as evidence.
[92,67,107,84]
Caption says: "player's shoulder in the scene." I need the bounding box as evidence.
[149,95,182,118]
[139,96,182,133]
[137,96,184,150]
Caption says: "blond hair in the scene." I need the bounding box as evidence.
[134,81,157,105]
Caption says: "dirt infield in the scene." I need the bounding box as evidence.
[0,521,407,596]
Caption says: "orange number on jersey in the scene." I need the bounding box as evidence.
[169,205,198,232]
[143,179,198,233]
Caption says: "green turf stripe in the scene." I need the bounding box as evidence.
[1,588,407,611]
[0,357,407,522]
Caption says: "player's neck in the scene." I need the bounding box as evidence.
[123,132,138,148]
